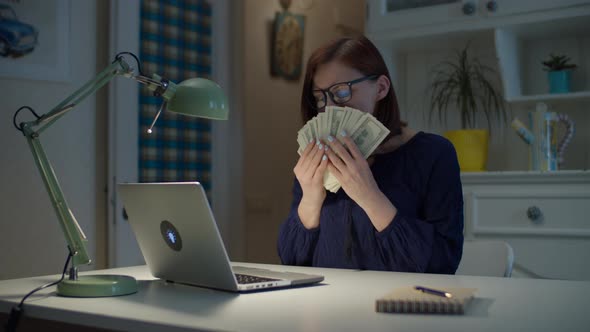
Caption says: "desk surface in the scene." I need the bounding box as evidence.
[1,263,589,332]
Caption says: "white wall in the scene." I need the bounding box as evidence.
[0,0,103,280]
[240,0,366,263]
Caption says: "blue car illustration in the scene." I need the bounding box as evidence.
[0,4,38,57]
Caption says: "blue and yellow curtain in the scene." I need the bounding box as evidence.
[139,0,212,193]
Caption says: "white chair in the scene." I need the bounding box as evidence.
[455,240,514,277]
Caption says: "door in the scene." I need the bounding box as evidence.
[108,0,237,267]
[108,0,143,267]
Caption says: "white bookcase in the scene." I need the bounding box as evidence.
[495,14,590,104]
[367,0,590,105]
[367,0,590,280]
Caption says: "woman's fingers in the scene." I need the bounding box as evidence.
[326,163,342,182]
[308,141,326,172]
[339,132,364,160]
[325,143,346,173]
[303,141,326,178]
[298,141,320,173]
[313,153,329,180]
[295,140,315,170]
[325,134,354,166]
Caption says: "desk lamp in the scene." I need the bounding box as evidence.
[13,52,228,297]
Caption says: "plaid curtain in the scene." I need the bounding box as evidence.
[139,0,212,193]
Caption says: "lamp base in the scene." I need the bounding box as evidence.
[57,275,138,297]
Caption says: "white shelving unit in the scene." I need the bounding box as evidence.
[368,1,590,106]
[367,1,590,280]
[367,0,590,169]
[495,14,590,104]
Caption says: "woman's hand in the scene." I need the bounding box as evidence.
[293,140,329,229]
[325,132,397,231]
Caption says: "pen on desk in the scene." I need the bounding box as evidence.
[414,286,453,298]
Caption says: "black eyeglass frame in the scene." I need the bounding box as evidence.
[310,74,379,110]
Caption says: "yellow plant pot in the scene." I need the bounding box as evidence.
[444,129,489,172]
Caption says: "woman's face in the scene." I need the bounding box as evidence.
[312,61,388,114]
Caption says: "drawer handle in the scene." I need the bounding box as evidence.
[526,206,543,223]
[486,0,498,12]
[462,2,476,15]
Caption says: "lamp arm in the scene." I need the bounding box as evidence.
[22,129,91,267]
[18,57,148,269]
[17,51,224,271]
[34,59,130,134]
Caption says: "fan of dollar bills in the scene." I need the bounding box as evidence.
[296,106,390,193]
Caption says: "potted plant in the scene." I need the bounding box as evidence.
[428,44,508,172]
[542,54,577,94]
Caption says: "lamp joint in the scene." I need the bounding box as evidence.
[154,78,169,97]
[68,266,78,281]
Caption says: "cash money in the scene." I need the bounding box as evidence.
[296,106,390,192]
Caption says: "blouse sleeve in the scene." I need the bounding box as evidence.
[277,179,320,266]
[374,140,464,274]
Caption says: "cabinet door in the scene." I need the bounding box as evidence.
[482,0,590,17]
[367,0,479,35]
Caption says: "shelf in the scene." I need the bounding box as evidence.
[506,91,590,105]
[461,170,590,184]
[495,15,590,103]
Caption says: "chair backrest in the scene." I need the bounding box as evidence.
[455,240,514,277]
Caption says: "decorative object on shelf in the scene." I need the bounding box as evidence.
[511,102,575,171]
[542,54,577,94]
[11,52,228,297]
[428,44,507,172]
[271,0,305,80]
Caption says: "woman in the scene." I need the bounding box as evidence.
[277,35,464,273]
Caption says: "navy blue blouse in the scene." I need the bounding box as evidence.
[277,132,464,273]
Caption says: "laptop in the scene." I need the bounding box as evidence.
[118,182,324,292]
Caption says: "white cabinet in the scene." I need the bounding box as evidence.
[368,0,590,39]
[462,171,590,280]
[367,0,476,37]
[367,3,590,281]
[367,0,590,104]
[485,0,590,17]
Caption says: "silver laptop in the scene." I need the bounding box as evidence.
[118,182,324,292]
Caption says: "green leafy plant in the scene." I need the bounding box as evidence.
[428,45,507,131]
[542,54,577,71]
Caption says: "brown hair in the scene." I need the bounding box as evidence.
[300,35,405,137]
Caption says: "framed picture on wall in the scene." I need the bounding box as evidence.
[271,11,305,81]
[0,0,70,82]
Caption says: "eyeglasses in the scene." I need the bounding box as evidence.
[311,75,378,109]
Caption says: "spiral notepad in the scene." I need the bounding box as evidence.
[375,287,477,314]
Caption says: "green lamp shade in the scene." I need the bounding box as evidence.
[166,78,228,120]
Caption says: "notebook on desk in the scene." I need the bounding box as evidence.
[376,286,477,314]
[118,182,324,292]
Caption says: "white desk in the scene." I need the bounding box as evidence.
[1,263,589,332]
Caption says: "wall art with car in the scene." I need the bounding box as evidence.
[0,0,70,82]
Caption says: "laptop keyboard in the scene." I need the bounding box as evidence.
[235,273,280,284]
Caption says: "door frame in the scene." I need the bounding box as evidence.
[107,0,243,267]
